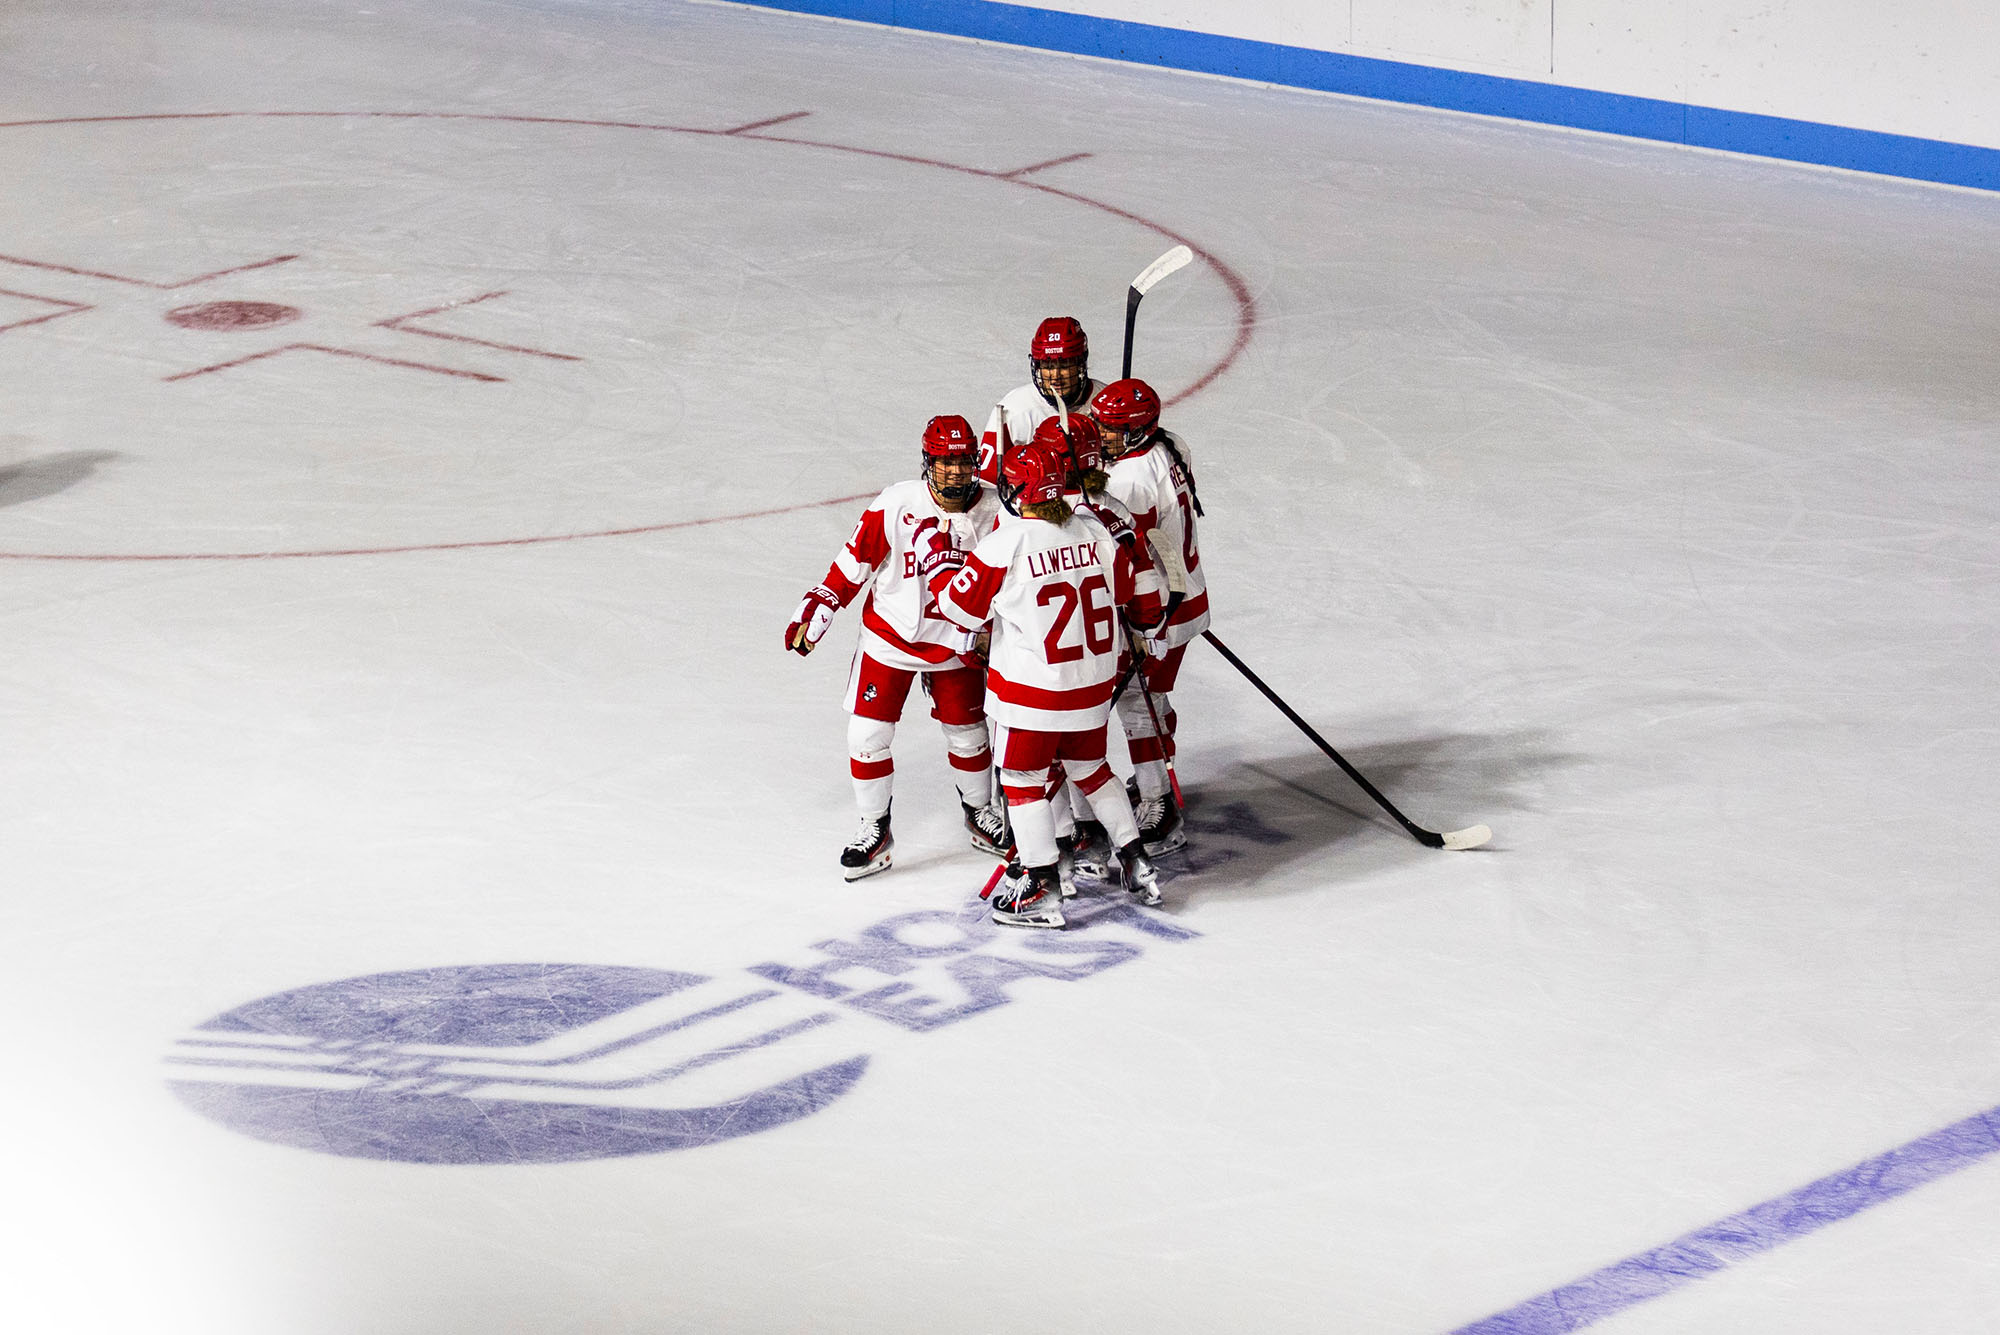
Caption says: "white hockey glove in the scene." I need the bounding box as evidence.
[786,584,840,656]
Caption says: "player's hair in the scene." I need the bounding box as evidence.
[1021,498,1072,524]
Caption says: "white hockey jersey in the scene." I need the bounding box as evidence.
[1103,429,1209,649]
[936,506,1164,730]
[817,478,1002,669]
[978,380,1105,482]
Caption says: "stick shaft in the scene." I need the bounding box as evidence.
[1124,627,1184,808]
[1200,630,1445,847]
[1121,286,1140,380]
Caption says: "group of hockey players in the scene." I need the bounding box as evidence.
[784,316,1209,929]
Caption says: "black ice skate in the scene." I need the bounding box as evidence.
[992,864,1065,929]
[1115,839,1162,907]
[963,800,1011,857]
[1055,834,1078,899]
[1069,817,1110,883]
[841,805,893,881]
[1135,790,1186,855]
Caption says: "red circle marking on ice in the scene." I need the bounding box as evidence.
[164,300,303,331]
[0,111,1259,561]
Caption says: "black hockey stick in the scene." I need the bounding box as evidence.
[1121,245,1193,380]
[1201,630,1491,850]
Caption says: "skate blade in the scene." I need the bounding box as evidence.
[991,907,1066,929]
[1141,828,1187,856]
[842,852,892,882]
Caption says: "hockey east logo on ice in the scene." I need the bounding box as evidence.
[165,894,1201,1164]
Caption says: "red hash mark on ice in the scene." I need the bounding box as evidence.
[375,290,580,361]
[0,251,299,289]
[995,153,1093,180]
[164,343,503,384]
[721,111,812,135]
[0,285,92,333]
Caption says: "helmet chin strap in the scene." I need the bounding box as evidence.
[928,456,979,511]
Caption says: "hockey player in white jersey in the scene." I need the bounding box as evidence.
[785,415,1008,880]
[1091,378,1210,854]
[1032,411,1155,883]
[978,316,1103,484]
[927,438,1168,928]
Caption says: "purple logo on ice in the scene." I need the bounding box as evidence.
[167,963,868,1164]
[164,810,1288,1164]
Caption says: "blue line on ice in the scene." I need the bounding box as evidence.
[1453,1100,2000,1332]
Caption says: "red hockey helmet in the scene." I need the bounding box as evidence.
[1001,439,1067,509]
[921,414,980,508]
[1090,378,1161,459]
[1030,316,1090,409]
[1031,413,1101,480]
[922,414,977,457]
[1090,378,1160,432]
[1029,316,1088,364]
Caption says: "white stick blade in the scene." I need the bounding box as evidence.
[1441,824,1492,851]
[1131,244,1193,296]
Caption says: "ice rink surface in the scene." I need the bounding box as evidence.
[5,1,2000,1330]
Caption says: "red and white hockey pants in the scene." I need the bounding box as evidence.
[994,722,1141,870]
[846,654,991,820]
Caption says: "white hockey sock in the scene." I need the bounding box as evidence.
[1130,759,1170,802]
[1000,769,1060,868]
[1076,763,1141,850]
[941,720,995,807]
[1116,689,1174,800]
[848,715,895,820]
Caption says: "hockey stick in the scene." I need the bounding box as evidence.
[1132,669,1184,809]
[1121,244,1193,380]
[1200,630,1491,850]
[1118,616,1185,810]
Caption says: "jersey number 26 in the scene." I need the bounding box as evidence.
[1037,575,1114,664]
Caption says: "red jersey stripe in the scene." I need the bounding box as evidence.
[987,671,1118,711]
[861,601,960,664]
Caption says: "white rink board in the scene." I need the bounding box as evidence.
[3,1,2000,1333]
[968,0,2000,147]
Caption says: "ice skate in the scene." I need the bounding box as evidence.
[992,865,1065,928]
[1069,818,1110,882]
[1135,790,1186,855]
[1055,835,1078,899]
[963,799,1011,857]
[840,806,893,881]
[1115,839,1162,907]
[989,858,1025,901]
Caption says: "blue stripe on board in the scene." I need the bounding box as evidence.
[728,0,2000,191]
[1452,1100,2000,1333]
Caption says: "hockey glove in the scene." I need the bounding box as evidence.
[786,584,840,655]
[918,543,966,581]
[1081,499,1138,551]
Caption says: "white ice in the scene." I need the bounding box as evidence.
[4,1,2000,1331]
